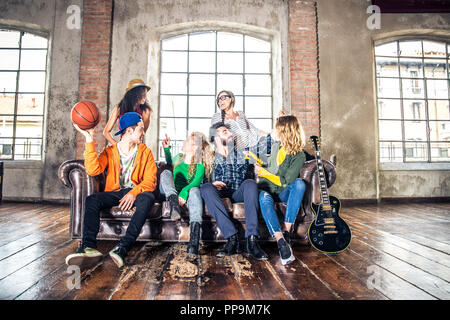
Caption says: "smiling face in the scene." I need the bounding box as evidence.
[217,91,234,112]
[126,121,145,144]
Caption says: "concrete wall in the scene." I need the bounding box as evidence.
[0,0,82,201]
[316,0,450,200]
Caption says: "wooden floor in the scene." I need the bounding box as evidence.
[0,201,449,300]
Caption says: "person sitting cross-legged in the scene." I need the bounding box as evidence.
[65,112,158,269]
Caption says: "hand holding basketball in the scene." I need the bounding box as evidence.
[71,101,100,130]
[73,123,95,142]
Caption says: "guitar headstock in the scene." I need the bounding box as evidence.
[310,135,320,152]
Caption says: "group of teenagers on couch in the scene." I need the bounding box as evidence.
[65,78,308,269]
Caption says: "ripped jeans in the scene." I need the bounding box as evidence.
[259,178,306,236]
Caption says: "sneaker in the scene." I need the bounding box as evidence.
[65,246,103,268]
[277,238,295,266]
[109,245,128,268]
[283,231,291,245]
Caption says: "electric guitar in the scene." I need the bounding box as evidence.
[308,136,351,254]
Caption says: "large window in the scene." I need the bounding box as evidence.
[375,39,450,163]
[0,29,48,160]
[159,31,272,159]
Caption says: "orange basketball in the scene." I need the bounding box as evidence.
[71,101,100,130]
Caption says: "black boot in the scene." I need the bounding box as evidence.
[217,233,242,257]
[246,235,268,260]
[168,194,181,220]
[187,222,201,255]
[283,231,291,245]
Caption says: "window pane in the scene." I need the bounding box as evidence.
[20,49,47,71]
[379,141,403,162]
[18,71,46,92]
[217,74,243,95]
[21,33,47,49]
[401,79,424,99]
[245,74,271,95]
[375,42,397,57]
[378,99,401,119]
[160,95,187,117]
[245,36,270,52]
[0,139,13,159]
[423,41,446,58]
[160,73,187,94]
[16,115,43,138]
[0,93,16,114]
[0,72,17,92]
[245,53,270,74]
[424,59,447,79]
[189,52,215,73]
[13,138,41,160]
[0,115,14,137]
[217,52,243,73]
[431,142,450,162]
[403,100,426,120]
[159,117,187,140]
[379,120,402,140]
[0,30,20,48]
[159,139,184,161]
[376,57,398,77]
[161,51,187,72]
[217,32,243,52]
[426,79,448,99]
[189,95,215,118]
[405,142,428,162]
[0,49,19,70]
[404,120,427,141]
[245,96,272,118]
[188,118,211,137]
[429,121,450,141]
[399,58,423,78]
[189,74,215,94]
[377,78,400,98]
[162,34,188,51]
[17,93,45,115]
[428,100,450,120]
[399,41,422,57]
[189,32,215,51]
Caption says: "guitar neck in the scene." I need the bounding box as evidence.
[314,150,331,207]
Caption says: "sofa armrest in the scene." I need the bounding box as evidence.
[58,160,105,238]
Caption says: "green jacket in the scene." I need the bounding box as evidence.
[257,141,306,195]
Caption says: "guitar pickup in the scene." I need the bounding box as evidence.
[324,230,338,234]
[324,225,336,229]
[322,205,332,211]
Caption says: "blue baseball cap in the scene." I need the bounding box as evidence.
[114,112,142,136]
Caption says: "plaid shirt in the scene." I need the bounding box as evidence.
[213,148,253,194]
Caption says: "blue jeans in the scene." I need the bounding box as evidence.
[259,178,306,236]
[159,169,203,223]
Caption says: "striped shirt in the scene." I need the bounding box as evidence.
[211,111,260,150]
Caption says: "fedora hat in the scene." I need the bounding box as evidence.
[125,78,151,93]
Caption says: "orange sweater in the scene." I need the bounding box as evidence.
[84,141,157,197]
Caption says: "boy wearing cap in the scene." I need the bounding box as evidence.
[66,112,158,269]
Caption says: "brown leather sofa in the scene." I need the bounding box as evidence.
[58,156,336,244]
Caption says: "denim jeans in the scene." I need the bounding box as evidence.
[82,188,156,250]
[259,178,306,236]
[200,179,260,238]
[159,169,203,223]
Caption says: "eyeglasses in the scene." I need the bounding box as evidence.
[217,95,231,101]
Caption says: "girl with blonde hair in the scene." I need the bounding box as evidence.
[160,131,214,254]
[256,114,307,265]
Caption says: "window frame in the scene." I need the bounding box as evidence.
[0,28,49,161]
[374,37,450,167]
[157,30,274,160]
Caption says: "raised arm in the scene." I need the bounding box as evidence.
[103,105,120,145]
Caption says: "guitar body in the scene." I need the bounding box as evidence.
[308,196,352,254]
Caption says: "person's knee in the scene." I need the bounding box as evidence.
[293,178,306,192]
[135,192,155,209]
[189,187,201,198]
[85,193,100,207]
[258,191,272,205]
[242,179,257,190]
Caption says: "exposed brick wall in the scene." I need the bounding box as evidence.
[288,0,320,145]
[76,0,113,158]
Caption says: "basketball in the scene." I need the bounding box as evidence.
[71,101,100,130]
